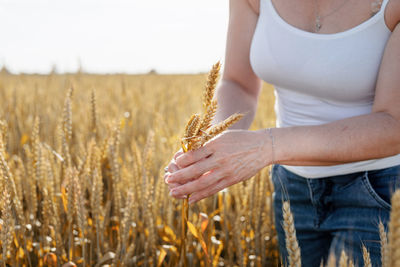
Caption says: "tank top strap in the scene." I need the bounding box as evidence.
[381,0,390,11]
[258,0,269,16]
[380,0,390,18]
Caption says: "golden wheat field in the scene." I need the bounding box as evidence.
[1,68,400,267]
[0,68,279,267]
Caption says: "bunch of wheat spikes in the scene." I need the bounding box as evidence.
[179,62,243,266]
[181,62,243,152]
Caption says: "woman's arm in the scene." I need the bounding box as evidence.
[166,3,400,203]
[213,0,262,129]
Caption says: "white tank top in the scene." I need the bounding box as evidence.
[250,0,400,178]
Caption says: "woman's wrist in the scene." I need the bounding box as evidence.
[254,128,276,166]
[266,128,275,164]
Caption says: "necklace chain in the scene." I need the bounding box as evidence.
[313,0,350,32]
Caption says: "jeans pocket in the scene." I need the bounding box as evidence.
[361,171,395,211]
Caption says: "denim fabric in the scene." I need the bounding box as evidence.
[272,164,400,267]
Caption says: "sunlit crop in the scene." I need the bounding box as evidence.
[0,68,278,266]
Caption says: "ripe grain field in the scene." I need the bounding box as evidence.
[2,70,399,267]
[0,70,279,266]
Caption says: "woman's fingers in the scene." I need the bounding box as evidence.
[173,150,184,161]
[166,130,272,203]
[170,168,225,198]
[163,149,183,181]
[175,145,213,168]
[167,154,219,185]
[167,161,180,173]
[188,177,233,204]
[168,182,182,190]
[164,160,180,184]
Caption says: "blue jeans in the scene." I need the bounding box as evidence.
[272,164,400,267]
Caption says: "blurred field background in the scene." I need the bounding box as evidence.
[0,69,279,266]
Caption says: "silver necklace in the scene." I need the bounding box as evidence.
[313,0,350,32]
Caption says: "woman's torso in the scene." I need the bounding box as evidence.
[249,0,400,178]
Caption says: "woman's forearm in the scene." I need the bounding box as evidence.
[166,103,400,202]
[271,112,400,166]
[214,79,259,129]
[210,80,400,167]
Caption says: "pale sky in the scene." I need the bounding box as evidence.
[0,0,229,74]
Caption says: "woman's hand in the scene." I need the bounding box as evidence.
[165,129,272,204]
[164,149,184,191]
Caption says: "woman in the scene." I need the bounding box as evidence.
[165,0,400,266]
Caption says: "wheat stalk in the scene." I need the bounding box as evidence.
[73,171,86,266]
[91,166,103,259]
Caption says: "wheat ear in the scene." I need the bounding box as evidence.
[91,89,98,139]
[32,116,41,178]
[339,250,348,267]
[0,150,24,225]
[0,120,6,156]
[198,99,218,134]
[326,253,336,267]
[203,113,244,144]
[203,61,221,111]
[183,114,201,146]
[183,114,197,137]
[282,201,301,267]
[63,87,73,144]
[1,187,14,266]
[362,245,372,267]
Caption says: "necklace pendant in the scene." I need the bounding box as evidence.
[315,15,321,32]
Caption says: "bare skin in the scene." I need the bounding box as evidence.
[166,0,400,204]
